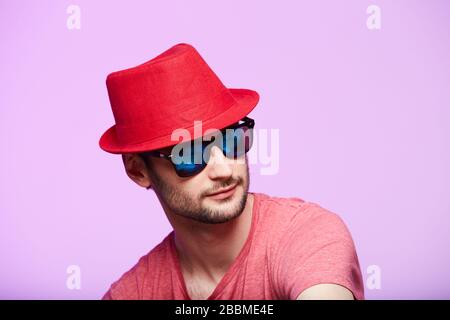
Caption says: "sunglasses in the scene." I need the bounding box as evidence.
[140,117,255,177]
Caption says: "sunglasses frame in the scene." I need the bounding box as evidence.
[140,116,255,177]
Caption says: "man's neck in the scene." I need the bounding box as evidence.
[170,193,254,282]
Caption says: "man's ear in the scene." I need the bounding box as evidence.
[121,153,152,189]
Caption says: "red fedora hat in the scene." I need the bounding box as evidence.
[99,43,259,154]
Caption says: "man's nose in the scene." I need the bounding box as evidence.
[206,145,233,180]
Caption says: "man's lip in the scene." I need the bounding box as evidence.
[207,183,238,196]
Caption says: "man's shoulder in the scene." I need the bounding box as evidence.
[103,232,173,300]
[260,193,305,206]
[256,192,328,219]
[255,192,344,234]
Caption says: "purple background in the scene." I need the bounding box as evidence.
[1,0,449,299]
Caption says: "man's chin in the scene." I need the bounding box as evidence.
[200,187,248,223]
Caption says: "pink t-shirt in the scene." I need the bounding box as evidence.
[103,192,365,300]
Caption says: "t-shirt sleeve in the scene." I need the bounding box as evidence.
[102,290,113,300]
[273,205,365,300]
[100,267,141,300]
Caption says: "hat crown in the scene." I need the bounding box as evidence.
[105,43,232,144]
[99,43,259,154]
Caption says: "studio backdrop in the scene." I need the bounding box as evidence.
[0,0,449,299]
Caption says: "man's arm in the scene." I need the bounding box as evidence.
[296,284,355,300]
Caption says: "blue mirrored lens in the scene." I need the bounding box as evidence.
[174,162,206,177]
[223,127,252,159]
[172,125,253,177]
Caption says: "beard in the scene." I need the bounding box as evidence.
[147,158,250,224]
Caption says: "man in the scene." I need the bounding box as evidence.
[99,43,364,300]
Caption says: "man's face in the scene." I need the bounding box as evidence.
[145,146,250,224]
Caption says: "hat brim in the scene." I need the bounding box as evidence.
[99,88,259,154]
